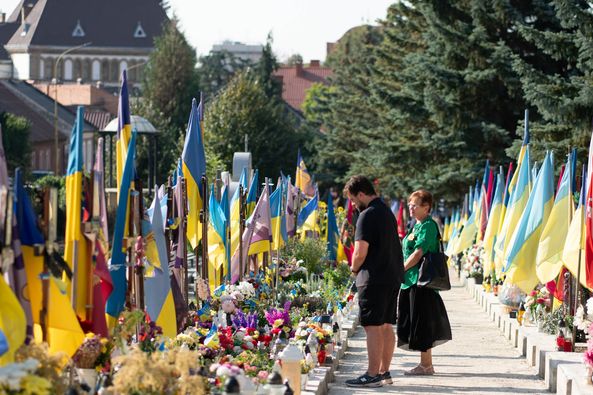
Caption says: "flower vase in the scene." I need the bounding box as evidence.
[77,368,98,394]
[537,320,545,332]
[301,374,309,390]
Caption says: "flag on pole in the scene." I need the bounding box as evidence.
[231,184,271,282]
[207,186,228,289]
[143,190,177,338]
[0,275,26,366]
[17,169,84,356]
[246,170,259,218]
[270,184,286,251]
[230,167,248,257]
[482,171,504,277]
[90,240,112,337]
[63,106,90,318]
[298,193,319,236]
[295,150,315,197]
[94,137,109,243]
[220,184,231,278]
[494,146,531,274]
[285,177,297,237]
[182,98,207,249]
[504,151,554,293]
[116,71,132,194]
[563,165,588,287]
[536,154,574,283]
[585,126,593,288]
[106,130,137,327]
[247,182,272,256]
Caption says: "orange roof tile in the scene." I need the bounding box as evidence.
[274,63,332,113]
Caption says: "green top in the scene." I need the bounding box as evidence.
[401,217,439,289]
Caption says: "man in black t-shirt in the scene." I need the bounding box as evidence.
[343,176,404,388]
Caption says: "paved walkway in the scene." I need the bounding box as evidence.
[330,275,549,394]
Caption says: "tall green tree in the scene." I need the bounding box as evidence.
[137,17,200,184]
[198,50,252,101]
[0,112,31,173]
[203,70,302,179]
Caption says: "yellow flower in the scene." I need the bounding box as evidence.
[20,375,52,395]
[273,319,284,328]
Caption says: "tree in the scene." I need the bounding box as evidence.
[137,16,200,184]
[203,70,303,179]
[197,50,252,101]
[285,54,303,66]
[254,33,282,98]
[0,112,31,174]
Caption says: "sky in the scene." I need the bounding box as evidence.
[1,0,393,62]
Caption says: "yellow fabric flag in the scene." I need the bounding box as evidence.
[0,276,26,366]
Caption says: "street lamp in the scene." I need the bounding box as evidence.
[53,42,91,175]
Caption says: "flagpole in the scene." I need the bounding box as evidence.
[200,175,209,281]
[133,181,144,312]
[239,184,245,282]
[573,180,584,347]
[181,177,189,305]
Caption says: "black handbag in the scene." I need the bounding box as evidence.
[417,228,451,291]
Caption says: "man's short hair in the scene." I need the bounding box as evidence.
[344,175,376,196]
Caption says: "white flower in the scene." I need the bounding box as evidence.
[586,297,593,317]
[216,365,231,377]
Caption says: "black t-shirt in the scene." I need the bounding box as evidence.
[355,197,404,286]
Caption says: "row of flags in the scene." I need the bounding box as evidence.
[444,109,593,295]
[0,68,347,365]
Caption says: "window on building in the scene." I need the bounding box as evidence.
[72,20,85,37]
[39,59,44,79]
[134,22,147,38]
[64,59,73,80]
[92,60,100,81]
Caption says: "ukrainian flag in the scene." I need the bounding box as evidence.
[207,186,227,289]
[106,130,137,327]
[563,165,588,287]
[63,106,90,318]
[442,217,450,243]
[298,193,319,237]
[326,193,340,261]
[246,169,259,218]
[295,150,315,197]
[504,151,554,293]
[182,98,207,249]
[116,70,132,195]
[494,145,531,275]
[220,185,231,279]
[270,183,286,251]
[536,155,573,283]
[16,168,84,356]
[143,191,177,338]
[230,168,248,257]
[482,172,504,277]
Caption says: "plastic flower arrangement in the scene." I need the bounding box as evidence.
[265,301,292,335]
[525,287,551,323]
[72,334,104,369]
[462,243,484,280]
[584,323,593,371]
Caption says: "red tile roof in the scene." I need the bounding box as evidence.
[274,63,332,113]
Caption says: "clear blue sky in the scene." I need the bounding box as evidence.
[1,0,393,62]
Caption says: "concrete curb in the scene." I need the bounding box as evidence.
[462,276,593,394]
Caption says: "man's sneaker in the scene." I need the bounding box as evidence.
[345,373,383,388]
[380,371,393,384]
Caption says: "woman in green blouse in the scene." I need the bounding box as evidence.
[397,189,452,375]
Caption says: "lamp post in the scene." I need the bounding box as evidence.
[53,42,91,175]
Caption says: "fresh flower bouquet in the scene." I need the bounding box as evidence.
[525,287,551,323]
[72,334,104,369]
[462,243,484,281]
[0,359,52,394]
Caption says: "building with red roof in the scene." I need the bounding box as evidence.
[274,60,332,115]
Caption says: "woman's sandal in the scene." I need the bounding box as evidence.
[403,364,435,376]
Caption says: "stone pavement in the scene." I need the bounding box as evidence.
[330,275,549,394]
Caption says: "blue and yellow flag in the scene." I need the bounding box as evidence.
[270,183,286,251]
[536,154,573,283]
[326,193,340,261]
[298,193,319,238]
[220,185,231,278]
[116,70,132,195]
[106,130,137,327]
[482,171,504,277]
[230,168,248,257]
[64,106,90,318]
[563,165,588,287]
[295,150,315,197]
[182,98,207,249]
[144,190,177,338]
[207,186,227,289]
[246,169,259,218]
[504,151,554,293]
[16,168,84,356]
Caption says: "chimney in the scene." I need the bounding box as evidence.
[295,61,303,77]
[0,13,5,24]
[309,60,320,68]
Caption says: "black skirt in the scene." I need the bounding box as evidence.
[397,285,452,352]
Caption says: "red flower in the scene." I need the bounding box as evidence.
[536,298,545,304]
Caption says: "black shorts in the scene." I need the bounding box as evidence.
[358,283,400,326]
